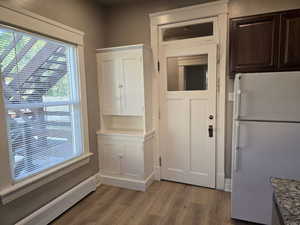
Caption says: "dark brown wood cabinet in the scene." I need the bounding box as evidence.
[230,14,279,75]
[230,9,300,78]
[279,10,300,71]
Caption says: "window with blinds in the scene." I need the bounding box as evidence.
[0,25,83,181]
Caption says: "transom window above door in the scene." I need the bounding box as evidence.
[0,25,84,181]
[162,21,214,42]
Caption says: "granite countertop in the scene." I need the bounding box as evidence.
[271,178,300,225]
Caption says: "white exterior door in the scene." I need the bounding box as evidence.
[160,41,217,188]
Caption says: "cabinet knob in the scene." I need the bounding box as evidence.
[118,84,123,88]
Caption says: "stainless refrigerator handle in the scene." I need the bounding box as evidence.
[234,74,242,120]
[235,90,242,120]
[234,121,240,172]
[233,75,242,172]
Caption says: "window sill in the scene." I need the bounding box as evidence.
[0,152,93,205]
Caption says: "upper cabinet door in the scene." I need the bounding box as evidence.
[279,10,300,71]
[230,15,279,75]
[101,58,122,115]
[120,52,144,116]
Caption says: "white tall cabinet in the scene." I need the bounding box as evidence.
[96,44,154,191]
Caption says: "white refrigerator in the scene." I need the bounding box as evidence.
[231,72,300,225]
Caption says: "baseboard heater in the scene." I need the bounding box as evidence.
[16,175,98,225]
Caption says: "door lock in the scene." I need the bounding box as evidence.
[208,125,213,138]
[209,115,214,120]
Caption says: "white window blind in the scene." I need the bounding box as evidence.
[0,25,83,181]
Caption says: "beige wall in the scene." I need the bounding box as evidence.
[0,0,105,224]
[104,0,300,178]
[104,0,212,47]
[2,1,300,223]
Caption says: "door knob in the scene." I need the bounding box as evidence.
[208,125,213,138]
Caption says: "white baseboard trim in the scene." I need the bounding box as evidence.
[16,175,98,225]
[145,172,155,190]
[154,169,226,191]
[216,172,225,190]
[154,166,161,180]
[94,173,102,187]
[224,178,232,192]
[100,172,155,192]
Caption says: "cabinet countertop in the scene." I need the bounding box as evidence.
[96,129,155,138]
[271,177,300,225]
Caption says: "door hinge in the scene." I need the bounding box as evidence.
[159,156,162,167]
[157,61,160,72]
[158,109,161,120]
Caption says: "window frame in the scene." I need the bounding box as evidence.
[0,2,92,204]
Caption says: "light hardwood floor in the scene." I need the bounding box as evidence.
[51,181,257,225]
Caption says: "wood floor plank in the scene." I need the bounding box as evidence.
[51,181,258,225]
[158,184,190,225]
[147,181,177,216]
[138,214,161,225]
[113,186,158,225]
[68,187,123,225]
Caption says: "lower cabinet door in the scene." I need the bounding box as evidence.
[101,142,122,176]
[272,200,283,225]
[121,142,143,179]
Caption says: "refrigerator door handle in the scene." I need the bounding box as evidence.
[235,90,242,120]
[234,147,240,172]
[234,121,240,172]
[234,74,242,120]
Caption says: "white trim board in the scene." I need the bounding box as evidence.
[0,3,84,45]
[0,153,92,205]
[0,2,83,35]
[96,44,151,53]
[15,175,98,225]
[149,0,228,26]
[224,178,232,192]
[0,2,91,204]
[100,172,155,192]
[149,0,228,190]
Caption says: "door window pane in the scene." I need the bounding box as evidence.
[167,55,208,91]
[163,22,213,41]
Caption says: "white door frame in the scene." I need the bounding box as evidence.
[149,0,229,190]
